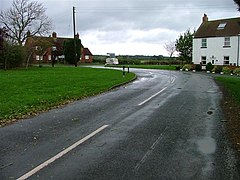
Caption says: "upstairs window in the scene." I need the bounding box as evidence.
[217,22,227,30]
[201,39,207,48]
[224,37,230,47]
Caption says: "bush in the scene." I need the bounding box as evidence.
[175,66,181,70]
[0,44,26,69]
[233,68,240,76]
[212,66,222,73]
[222,66,231,74]
[182,64,192,71]
[206,62,214,71]
[195,64,202,71]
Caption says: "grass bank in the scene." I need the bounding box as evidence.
[216,76,240,104]
[0,67,135,126]
[216,76,240,156]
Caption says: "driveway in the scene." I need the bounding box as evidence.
[0,68,239,179]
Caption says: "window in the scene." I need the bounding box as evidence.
[224,37,230,47]
[201,39,207,48]
[224,56,229,65]
[201,56,207,65]
[48,55,51,60]
[217,22,227,30]
[36,55,40,61]
[85,55,89,60]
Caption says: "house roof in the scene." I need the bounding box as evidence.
[194,16,240,38]
[83,48,93,56]
[25,33,87,56]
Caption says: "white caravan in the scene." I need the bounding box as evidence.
[105,53,119,65]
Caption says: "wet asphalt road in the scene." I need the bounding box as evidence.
[0,68,239,179]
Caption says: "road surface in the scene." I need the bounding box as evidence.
[0,68,239,179]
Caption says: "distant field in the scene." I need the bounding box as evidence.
[216,76,240,104]
[107,64,177,71]
[0,67,135,126]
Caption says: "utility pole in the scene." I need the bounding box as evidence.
[73,6,77,67]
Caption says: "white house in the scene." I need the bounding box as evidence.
[193,14,240,69]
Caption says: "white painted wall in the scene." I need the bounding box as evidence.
[193,36,240,66]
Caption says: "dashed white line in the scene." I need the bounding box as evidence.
[134,126,168,172]
[17,125,109,180]
[138,87,167,106]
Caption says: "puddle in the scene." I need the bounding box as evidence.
[207,110,213,115]
[197,137,216,155]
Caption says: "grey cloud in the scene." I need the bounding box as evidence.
[1,0,238,55]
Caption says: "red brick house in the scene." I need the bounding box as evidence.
[80,48,93,63]
[25,32,93,64]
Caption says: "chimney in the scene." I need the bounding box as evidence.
[202,14,208,23]
[52,32,57,38]
[75,33,79,39]
[27,30,31,37]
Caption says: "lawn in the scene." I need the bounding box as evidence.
[216,76,240,104]
[106,64,177,71]
[0,67,135,126]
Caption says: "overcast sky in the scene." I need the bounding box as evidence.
[0,0,239,56]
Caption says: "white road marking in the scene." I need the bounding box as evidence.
[171,76,176,84]
[17,125,109,180]
[138,87,167,106]
[134,126,168,172]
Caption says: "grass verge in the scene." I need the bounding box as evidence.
[0,67,135,126]
[216,76,240,156]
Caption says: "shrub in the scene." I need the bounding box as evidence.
[206,62,214,71]
[1,44,26,69]
[212,66,222,73]
[175,66,181,70]
[195,64,202,71]
[182,64,192,71]
[233,68,240,76]
[222,66,231,74]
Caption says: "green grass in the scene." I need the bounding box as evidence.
[107,64,177,71]
[0,67,135,125]
[216,76,240,104]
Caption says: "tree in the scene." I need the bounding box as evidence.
[0,0,52,46]
[163,41,176,58]
[0,29,4,51]
[0,43,26,70]
[234,0,240,11]
[175,29,195,63]
[64,39,82,65]
[0,27,8,70]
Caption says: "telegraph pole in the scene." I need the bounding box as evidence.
[73,6,77,67]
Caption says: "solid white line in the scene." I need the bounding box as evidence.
[17,125,109,180]
[138,87,167,106]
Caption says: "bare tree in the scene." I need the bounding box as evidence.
[0,0,52,46]
[163,41,176,58]
[234,0,240,11]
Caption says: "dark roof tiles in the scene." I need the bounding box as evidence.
[194,17,240,38]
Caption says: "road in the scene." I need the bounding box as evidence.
[0,68,239,179]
